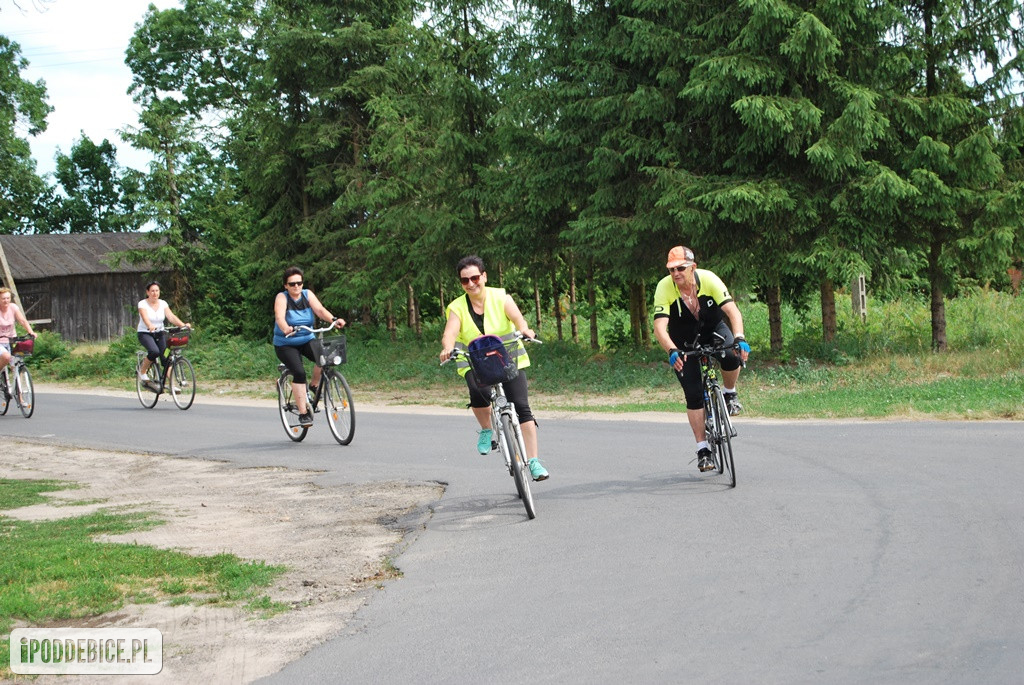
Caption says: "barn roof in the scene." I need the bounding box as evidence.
[0,233,160,280]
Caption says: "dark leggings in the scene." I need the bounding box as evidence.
[465,369,536,425]
[138,331,166,363]
[275,341,320,385]
[675,325,743,410]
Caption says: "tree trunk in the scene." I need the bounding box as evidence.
[767,282,784,356]
[568,255,579,343]
[551,268,563,341]
[588,260,599,350]
[534,281,542,336]
[439,281,445,322]
[407,283,421,336]
[639,282,650,347]
[929,238,947,351]
[628,282,644,346]
[820,279,836,343]
[387,300,396,342]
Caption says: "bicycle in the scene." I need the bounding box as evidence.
[676,334,739,488]
[136,326,196,410]
[276,321,355,445]
[1,335,36,419]
[442,332,540,520]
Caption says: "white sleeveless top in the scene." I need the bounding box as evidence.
[137,299,168,332]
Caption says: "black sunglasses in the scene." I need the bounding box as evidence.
[668,265,691,274]
[286,280,303,286]
[460,274,482,285]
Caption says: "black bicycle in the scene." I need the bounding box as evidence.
[1,335,35,418]
[680,336,738,488]
[276,322,355,445]
[136,326,196,410]
[443,333,540,520]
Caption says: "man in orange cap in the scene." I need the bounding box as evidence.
[653,246,750,472]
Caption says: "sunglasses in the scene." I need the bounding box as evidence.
[668,265,691,274]
[286,281,303,287]
[460,274,482,285]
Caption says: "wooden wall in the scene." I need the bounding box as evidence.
[38,273,168,342]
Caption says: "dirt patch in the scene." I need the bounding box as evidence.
[2,441,444,684]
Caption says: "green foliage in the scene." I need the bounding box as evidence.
[22,330,70,365]
[0,35,51,234]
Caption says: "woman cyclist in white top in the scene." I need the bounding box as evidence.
[137,281,190,386]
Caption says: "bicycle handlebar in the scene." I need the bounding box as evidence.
[287,320,343,337]
[440,332,541,366]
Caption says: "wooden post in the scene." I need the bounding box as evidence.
[0,239,22,306]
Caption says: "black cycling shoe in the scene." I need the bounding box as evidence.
[298,410,314,427]
[724,392,743,416]
[697,447,715,472]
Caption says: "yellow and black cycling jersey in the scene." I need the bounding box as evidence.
[652,269,733,349]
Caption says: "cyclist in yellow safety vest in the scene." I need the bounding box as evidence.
[439,255,549,482]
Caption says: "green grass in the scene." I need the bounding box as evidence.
[28,288,1024,419]
[0,479,286,678]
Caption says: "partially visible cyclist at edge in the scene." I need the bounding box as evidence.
[0,286,37,374]
[438,255,549,481]
[272,266,343,428]
[652,246,751,473]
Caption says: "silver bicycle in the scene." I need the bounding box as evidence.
[276,321,355,445]
[1,335,35,419]
[443,333,540,520]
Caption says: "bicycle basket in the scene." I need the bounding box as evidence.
[12,338,33,355]
[467,335,518,385]
[167,329,190,348]
[318,335,347,366]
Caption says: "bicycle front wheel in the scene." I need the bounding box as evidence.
[170,357,196,410]
[0,370,9,415]
[502,416,536,520]
[704,392,723,474]
[277,370,308,442]
[136,356,160,409]
[323,370,355,445]
[15,364,33,418]
[712,388,736,487]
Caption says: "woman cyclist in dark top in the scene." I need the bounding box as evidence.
[272,266,344,427]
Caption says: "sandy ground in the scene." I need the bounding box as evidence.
[2,440,444,684]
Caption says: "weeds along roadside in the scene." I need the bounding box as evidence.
[25,289,1024,419]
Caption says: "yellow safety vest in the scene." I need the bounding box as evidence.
[446,287,530,377]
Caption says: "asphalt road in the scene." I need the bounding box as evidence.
[6,390,1024,683]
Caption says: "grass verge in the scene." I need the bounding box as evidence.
[0,478,286,678]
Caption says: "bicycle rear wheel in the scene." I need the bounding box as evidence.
[712,388,736,487]
[0,370,9,415]
[136,356,160,409]
[15,364,33,418]
[277,370,308,442]
[170,357,196,410]
[501,416,536,520]
[323,370,355,445]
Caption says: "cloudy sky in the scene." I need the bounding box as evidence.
[5,0,180,177]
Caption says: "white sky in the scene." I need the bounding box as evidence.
[4,0,180,178]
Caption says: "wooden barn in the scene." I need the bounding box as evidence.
[0,233,168,342]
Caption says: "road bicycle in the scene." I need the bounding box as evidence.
[1,335,36,418]
[136,326,196,410]
[276,322,355,445]
[443,333,540,520]
[679,334,739,488]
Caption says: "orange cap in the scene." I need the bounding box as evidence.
[666,246,695,269]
